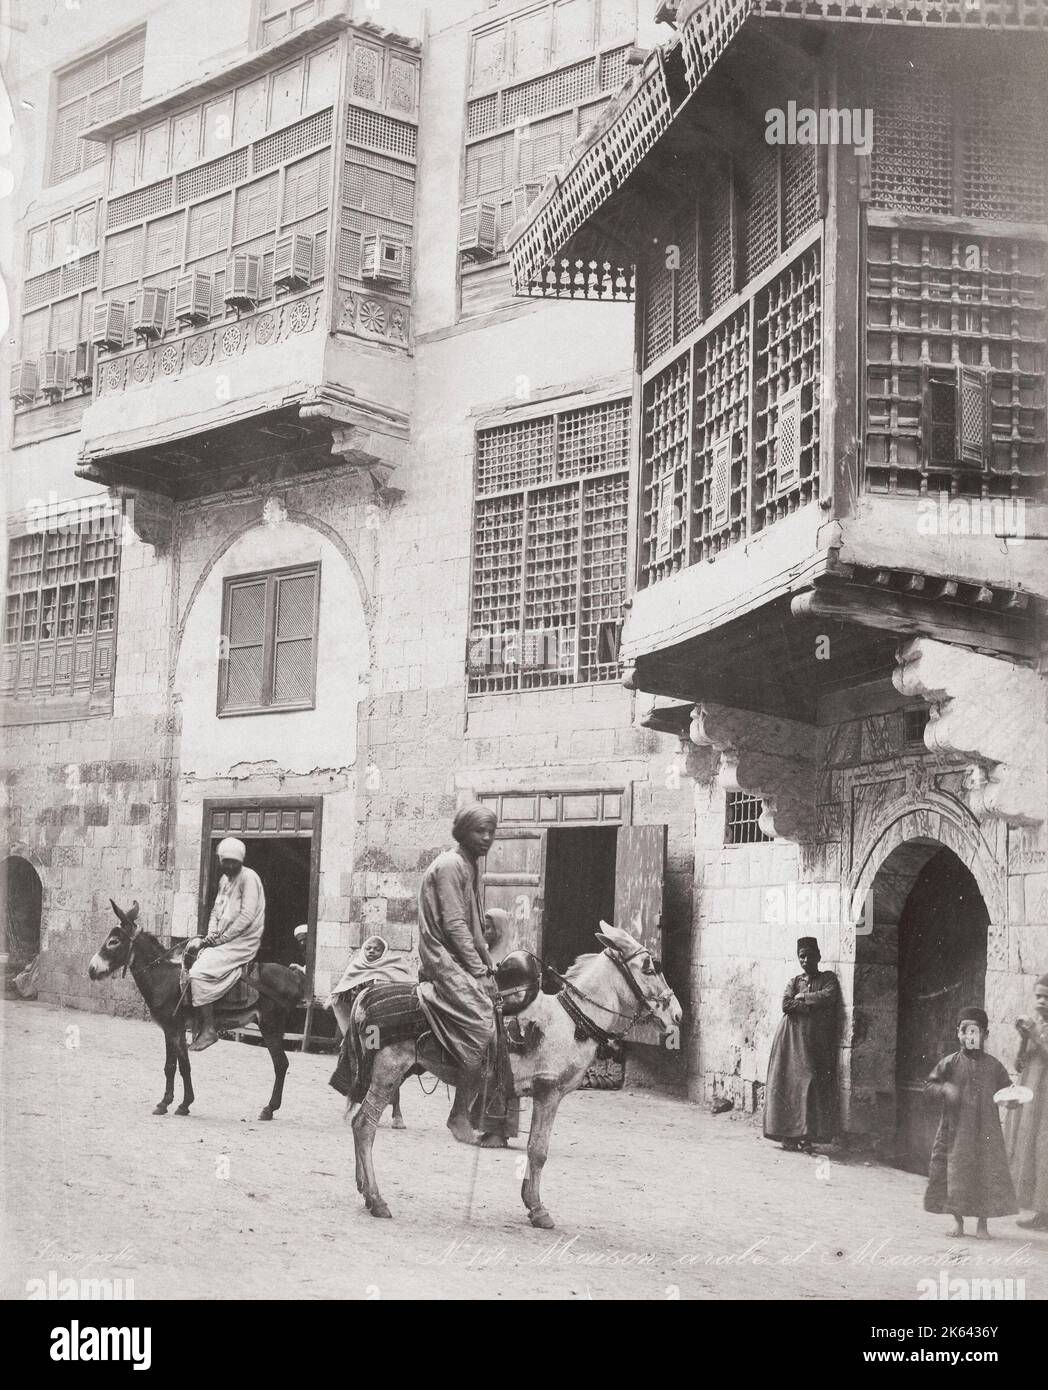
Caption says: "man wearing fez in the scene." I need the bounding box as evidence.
[417,803,502,1144]
[763,937,841,1154]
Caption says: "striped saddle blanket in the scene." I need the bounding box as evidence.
[355,983,429,1047]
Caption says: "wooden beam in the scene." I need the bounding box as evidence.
[791,584,1037,660]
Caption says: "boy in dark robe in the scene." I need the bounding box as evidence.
[763,937,841,1154]
[924,1006,1018,1239]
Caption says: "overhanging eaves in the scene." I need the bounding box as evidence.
[507,0,1048,299]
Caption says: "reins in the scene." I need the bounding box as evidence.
[518,946,663,1044]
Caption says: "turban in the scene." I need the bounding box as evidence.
[957,1006,989,1031]
[452,803,497,844]
[797,937,820,953]
[216,837,246,863]
[484,907,515,965]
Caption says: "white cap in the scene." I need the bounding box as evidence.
[216,836,246,863]
[294,924,309,939]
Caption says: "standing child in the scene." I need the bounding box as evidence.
[924,1006,1018,1239]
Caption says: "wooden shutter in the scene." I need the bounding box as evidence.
[958,365,991,468]
[271,570,317,706]
[223,578,267,710]
[710,434,732,529]
[615,824,667,1046]
[481,829,546,957]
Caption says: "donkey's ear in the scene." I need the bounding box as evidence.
[109,898,123,919]
[595,922,615,950]
[127,901,140,922]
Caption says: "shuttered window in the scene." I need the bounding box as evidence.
[219,566,319,714]
[49,30,145,185]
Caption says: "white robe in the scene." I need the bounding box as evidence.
[189,867,266,1006]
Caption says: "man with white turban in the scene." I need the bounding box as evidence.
[187,836,266,1051]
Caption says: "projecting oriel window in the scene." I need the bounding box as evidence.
[218,565,319,715]
[468,397,630,693]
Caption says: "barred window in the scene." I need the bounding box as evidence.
[218,566,319,714]
[469,398,631,693]
[725,792,770,846]
[49,30,145,185]
[1,508,121,709]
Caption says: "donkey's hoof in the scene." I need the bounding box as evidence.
[528,1206,555,1230]
[391,1115,406,1131]
[258,1108,274,1121]
[175,1105,191,1116]
[153,1104,169,1115]
[370,1199,392,1219]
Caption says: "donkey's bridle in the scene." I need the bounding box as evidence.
[543,945,672,1046]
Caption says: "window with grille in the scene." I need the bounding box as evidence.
[218,566,319,714]
[469,398,630,693]
[864,228,1046,501]
[462,0,636,267]
[640,240,822,587]
[868,57,1047,224]
[725,791,769,845]
[49,29,144,184]
[1,509,121,708]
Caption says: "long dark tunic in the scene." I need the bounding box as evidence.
[763,969,840,1142]
[924,1049,1018,1218]
[416,846,495,1071]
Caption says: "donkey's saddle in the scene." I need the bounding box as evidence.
[355,982,429,1046]
[494,951,542,1017]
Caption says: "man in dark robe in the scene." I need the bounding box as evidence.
[416,804,501,1144]
[763,937,840,1153]
[1008,975,1048,1231]
[924,1006,1018,1239]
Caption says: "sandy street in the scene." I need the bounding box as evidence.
[2,1000,1045,1302]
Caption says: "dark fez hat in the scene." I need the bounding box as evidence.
[957,1006,989,1030]
[797,937,820,953]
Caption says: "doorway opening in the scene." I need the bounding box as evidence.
[894,847,988,1174]
[542,827,618,975]
[202,838,311,967]
[2,856,43,991]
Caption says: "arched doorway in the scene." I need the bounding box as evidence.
[895,848,988,1174]
[851,813,998,1164]
[2,856,43,979]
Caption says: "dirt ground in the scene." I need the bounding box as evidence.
[3,1000,1046,1301]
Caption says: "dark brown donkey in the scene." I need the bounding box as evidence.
[88,899,305,1120]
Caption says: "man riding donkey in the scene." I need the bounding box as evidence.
[417,803,515,1147]
[185,837,266,1051]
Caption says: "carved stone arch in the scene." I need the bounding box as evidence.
[171,507,375,681]
[845,804,1001,1156]
[850,799,1004,943]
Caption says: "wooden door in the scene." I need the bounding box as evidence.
[481,828,546,957]
[895,848,988,1175]
[615,824,667,1045]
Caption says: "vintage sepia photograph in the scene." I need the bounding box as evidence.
[1,0,1047,1337]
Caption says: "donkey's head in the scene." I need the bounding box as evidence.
[595,921,683,1037]
[88,899,141,980]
